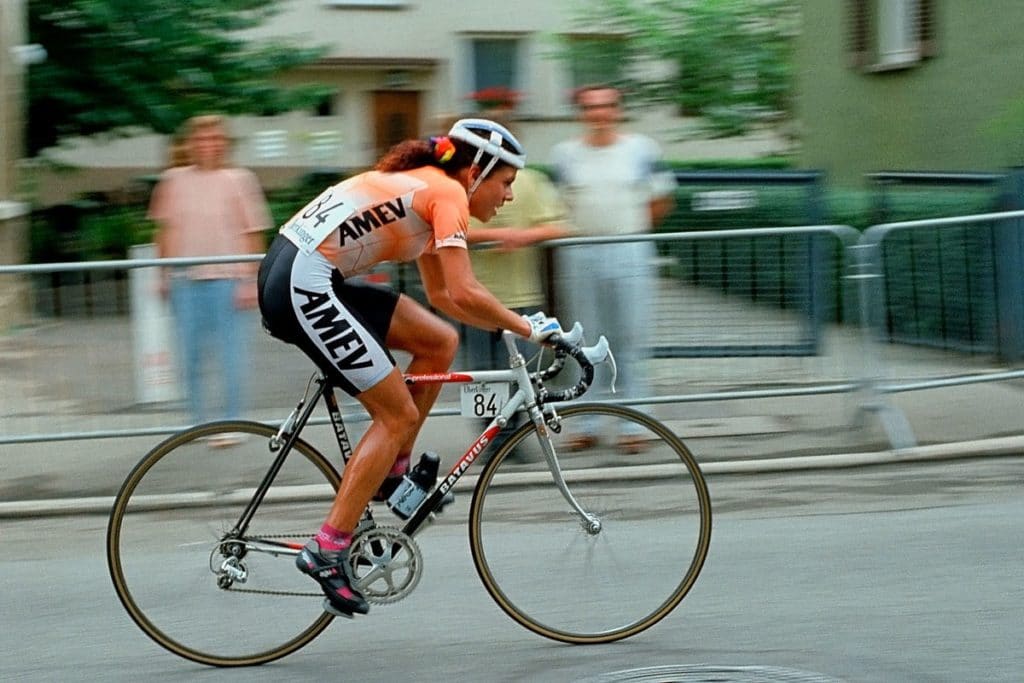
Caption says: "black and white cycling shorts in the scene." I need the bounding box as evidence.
[258,234,399,397]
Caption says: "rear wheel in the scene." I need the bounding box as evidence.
[107,421,340,666]
[469,403,712,643]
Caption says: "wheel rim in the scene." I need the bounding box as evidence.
[469,404,711,643]
[107,421,340,666]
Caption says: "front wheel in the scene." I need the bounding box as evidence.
[468,403,712,644]
[106,421,340,667]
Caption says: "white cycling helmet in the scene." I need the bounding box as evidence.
[447,117,526,195]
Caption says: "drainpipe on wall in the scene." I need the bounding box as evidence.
[0,0,36,331]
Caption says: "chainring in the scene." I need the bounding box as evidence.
[348,525,422,605]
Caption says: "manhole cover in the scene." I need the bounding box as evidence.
[577,664,845,683]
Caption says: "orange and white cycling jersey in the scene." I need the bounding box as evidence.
[279,165,469,276]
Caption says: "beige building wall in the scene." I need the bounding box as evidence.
[44,0,786,184]
[0,0,30,330]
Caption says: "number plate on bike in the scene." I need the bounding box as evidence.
[460,382,510,418]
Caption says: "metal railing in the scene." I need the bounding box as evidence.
[4,215,1024,451]
[548,226,858,356]
[850,209,1024,448]
[1,228,857,444]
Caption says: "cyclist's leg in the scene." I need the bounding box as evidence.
[299,369,419,614]
[325,369,421,532]
[384,295,460,460]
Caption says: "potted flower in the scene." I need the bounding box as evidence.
[467,86,520,112]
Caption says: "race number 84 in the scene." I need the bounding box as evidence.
[459,382,510,418]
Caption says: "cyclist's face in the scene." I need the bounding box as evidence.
[468,165,517,222]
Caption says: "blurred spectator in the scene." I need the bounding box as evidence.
[148,115,270,436]
[166,129,191,169]
[550,84,677,453]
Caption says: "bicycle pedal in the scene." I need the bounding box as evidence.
[322,599,356,619]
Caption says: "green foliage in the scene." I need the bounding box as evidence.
[79,204,149,260]
[563,0,799,139]
[27,0,331,156]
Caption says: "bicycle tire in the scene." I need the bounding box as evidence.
[468,403,712,644]
[106,420,341,667]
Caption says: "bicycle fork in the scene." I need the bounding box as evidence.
[531,405,603,536]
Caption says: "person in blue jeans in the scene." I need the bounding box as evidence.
[551,85,677,453]
[149,115,270,439]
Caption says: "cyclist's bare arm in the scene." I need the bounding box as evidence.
[466,223,569,250]
[417,249,531,336]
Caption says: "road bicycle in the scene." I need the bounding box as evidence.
[106,325,712,667]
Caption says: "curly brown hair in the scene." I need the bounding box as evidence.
[375,139,463,173]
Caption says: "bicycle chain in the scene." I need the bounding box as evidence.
[216,532,322,598]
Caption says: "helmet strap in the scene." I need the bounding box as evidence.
[467,130,503,197]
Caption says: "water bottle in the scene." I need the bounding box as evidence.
[386,452,440,520]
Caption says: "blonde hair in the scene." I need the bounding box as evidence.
[166,130,191,168]
[186,114,227,137]
[185,114,230,169]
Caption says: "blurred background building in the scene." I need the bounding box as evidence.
[30,0,787,203]
[797,0,1024,182]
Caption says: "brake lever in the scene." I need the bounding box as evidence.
[581,335,617,393]
[560,321,584,346]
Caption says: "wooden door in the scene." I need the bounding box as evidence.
[372,91,421,158]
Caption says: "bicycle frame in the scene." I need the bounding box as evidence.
[228,332,600,549]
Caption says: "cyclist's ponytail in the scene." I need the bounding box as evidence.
[376,120,524,186]
[376,136,479,175]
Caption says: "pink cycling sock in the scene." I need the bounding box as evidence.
[315,523,352,552]
[387,454,410,478]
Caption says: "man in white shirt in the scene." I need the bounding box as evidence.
[551,84,676,452]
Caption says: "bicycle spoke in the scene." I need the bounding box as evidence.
[107,422,339,666]
[470,404,712,643]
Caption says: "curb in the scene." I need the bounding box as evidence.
[4,434,1024,519]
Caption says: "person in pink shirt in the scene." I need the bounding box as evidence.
[258,118,564,617]
[148,115,270,435]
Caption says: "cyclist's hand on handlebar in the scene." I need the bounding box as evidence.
[521,311,564,345]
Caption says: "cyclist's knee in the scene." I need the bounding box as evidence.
[435,324,459,364]
[417,321,458,366]
[376,397,419,440]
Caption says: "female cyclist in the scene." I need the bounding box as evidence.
[257,118,563,616]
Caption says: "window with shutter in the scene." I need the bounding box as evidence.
[472,38,520,97]
[918,0,937,57]
[847,0,937,71]
[848,0,873,68]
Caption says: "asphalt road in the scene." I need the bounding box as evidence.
[2,456,1022,682]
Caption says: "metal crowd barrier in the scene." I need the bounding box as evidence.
[3,215,1024,449]
[1,227,856,445]
[850,209,1024,448]
[546,226,858,357]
